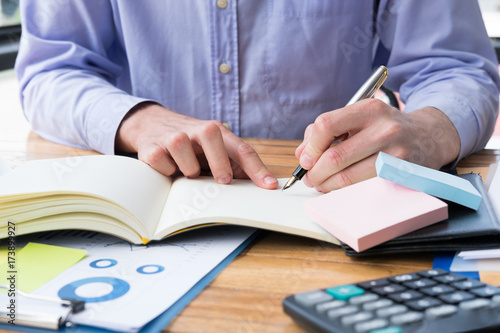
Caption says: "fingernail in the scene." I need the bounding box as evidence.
[300,154,313,169]
[217,174,232,184]
[263,176,278,185]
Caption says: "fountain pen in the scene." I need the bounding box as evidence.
[282,65,389,191]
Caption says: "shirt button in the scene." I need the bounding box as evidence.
[222,122,231,130]
[217,0,228,9]
[219,63,230,74]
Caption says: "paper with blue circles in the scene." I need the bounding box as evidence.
[19,227,255,332]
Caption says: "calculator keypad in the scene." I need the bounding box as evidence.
[283,268,500,333]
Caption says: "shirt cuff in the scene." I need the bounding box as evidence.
[84,92,152,155]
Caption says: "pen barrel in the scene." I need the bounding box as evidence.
[346,66,388,106]
[293,166,308,180]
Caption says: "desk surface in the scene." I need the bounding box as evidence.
[1,93,500,332]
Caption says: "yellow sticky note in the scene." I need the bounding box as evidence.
[0,243,87,293]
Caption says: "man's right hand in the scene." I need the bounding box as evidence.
[115,103,278,189]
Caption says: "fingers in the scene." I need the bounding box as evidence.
[138,143,179,176]
[224,134,278,190]
[295,124,313,160]
[139,124,234,184]
[299,99,383,171]
[136,118,277,189]
[300,99,405,191]
[304,154,378,192]
[303,126,382,188]
[299,112,340,170]
[195,122,233,184]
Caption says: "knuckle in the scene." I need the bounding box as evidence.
[325,147,347,168]
[167,132,190,150]
[141,145,166,166]
[361,98,392,119]
[307,144,325,158]
[237,142,257,158]
[332,171,354,189]
[364,97,385,110]
[380,121,405,142]
[314,114,333,133]
[363,98,390,114]
[201,121,223,138]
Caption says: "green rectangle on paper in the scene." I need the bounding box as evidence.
[1,242,87,293]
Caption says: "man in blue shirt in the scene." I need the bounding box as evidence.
[15,1,500,192]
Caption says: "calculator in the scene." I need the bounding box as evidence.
[282,268,500,333]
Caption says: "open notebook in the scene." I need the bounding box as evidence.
[0,155,339,245]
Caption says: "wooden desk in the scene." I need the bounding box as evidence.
[1,122,500,332]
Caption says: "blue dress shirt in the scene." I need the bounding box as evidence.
[15,0,500,163]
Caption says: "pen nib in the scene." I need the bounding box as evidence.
[282,177,297,191]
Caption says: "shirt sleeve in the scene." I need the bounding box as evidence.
[377,0,500,164]
[15,1,150,155]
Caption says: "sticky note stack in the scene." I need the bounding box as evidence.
[304,152,482,252]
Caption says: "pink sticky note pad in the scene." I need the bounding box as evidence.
[304,177,448,252]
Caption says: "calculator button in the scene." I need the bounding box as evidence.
[315,300,346,314]
[469,285,500,297]
[353,318,389,333]
[363,299,394,312]
[372,284,407,296]
[405,297,442,311]
[293,290,333,307]
[389,273,420,283]
[390,311,424,326]
[439,291,475,304]
[451,279,484,290]
[421,284,455,296]
[403,278,437,289]
[433,273,467,284]
[425,304,458,319]
[388,290,423,303]
[459,298,491,311]
[327,285,365,300]
[327,305,359,319]
[376,304,408,318]
[340,311,373,326]
[491,294,500,306]
[417,268,448,278]
[358,278,390,289]
[349,293,379,305]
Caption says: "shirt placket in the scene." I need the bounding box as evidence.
[210,0,240,136]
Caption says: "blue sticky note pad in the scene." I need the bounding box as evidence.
[375,152,482,210]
